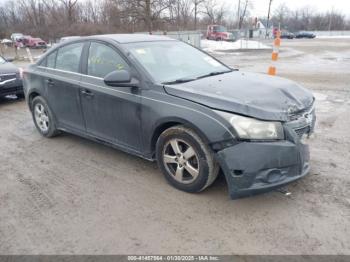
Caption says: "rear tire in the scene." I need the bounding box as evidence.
[31,96,60,138]
[156,125,219,193]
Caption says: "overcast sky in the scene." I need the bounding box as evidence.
[222,0,350,17]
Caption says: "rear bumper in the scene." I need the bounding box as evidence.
[216,140,310,199]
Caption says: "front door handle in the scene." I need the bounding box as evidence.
[46,79,54,86]
[81,89,94,98]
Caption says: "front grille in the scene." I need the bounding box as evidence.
[0,86,21,93]
[289,102,314,121]
[0,74,16,82]
[294,126,310,139]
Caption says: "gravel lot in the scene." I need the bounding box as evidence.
[0,38,349,255]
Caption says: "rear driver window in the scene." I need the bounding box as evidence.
[88,42,129,78]
[56,42,84,73]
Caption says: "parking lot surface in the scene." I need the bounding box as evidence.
[0,38,349,254]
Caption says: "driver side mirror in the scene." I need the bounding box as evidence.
[104,70,139,87]
[6,58,14,62]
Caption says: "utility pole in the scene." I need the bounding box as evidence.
[237,0,241,29]
[177,0,180,31]
[328,7,334,32]
[194,0,198,30]
[145,0,152,33]
[266,0,273,38]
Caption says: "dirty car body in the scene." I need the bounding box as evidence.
[23,34,316,199]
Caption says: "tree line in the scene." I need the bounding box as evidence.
[271,3,349,32]
[0,0,349,40]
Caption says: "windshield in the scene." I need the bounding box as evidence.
[125,41,231,83]
[0,56,6,64]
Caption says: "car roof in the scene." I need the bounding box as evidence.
[88,34,176,44]
[43,34,177,57]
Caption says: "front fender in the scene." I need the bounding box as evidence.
[140,87,236,157]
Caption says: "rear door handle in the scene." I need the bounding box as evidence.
[81,89,94,98]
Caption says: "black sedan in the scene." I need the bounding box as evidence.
[23,34,316,199]
[296,32,316,39]
[0,55,23,98]
[280,31,295,39]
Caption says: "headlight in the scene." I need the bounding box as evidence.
[215,111,284,140]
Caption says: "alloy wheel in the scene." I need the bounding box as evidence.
[34,103,49,133]
[163,138,200,184]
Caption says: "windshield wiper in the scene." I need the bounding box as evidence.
[162,70,233,85]
[196,70,232,80]
[162,78,196,85]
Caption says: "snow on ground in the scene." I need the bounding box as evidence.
[201,39,271,53]
[316,35,350,39]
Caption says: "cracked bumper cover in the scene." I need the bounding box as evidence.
[216,136,310,199]
[0,79,23,96]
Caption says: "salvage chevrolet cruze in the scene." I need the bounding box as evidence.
[23,34,316,199]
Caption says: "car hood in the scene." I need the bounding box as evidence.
[163,71,314,121]
[0,62,19,74]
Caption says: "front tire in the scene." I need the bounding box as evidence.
[156,125,219,193]
[31,96,60,138]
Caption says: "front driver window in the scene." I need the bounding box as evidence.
[56,42,84,73]
[87,42,129,78]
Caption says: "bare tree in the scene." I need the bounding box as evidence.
[238,0,249,29]
[192,0,204,30]
[273,3,290,28]
[59,0,78,23]
[0,0,349,40]
[202,0,226,25]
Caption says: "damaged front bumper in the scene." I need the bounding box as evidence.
[216,118,314,199]
[0,78,23,96]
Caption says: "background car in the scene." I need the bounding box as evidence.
[206,25,234,41]
[296,32,316,39]
[24,37,47,48]
[10,33,24,42]
[0,55,23,98]
[280,31,295,39]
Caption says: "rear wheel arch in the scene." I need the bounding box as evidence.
[31,95,60,137]
[29,93,60,128]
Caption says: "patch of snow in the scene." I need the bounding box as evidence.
[316,35,350,39]
[313,92,327,101]
[201,39,271,54]
[1,39,12,44]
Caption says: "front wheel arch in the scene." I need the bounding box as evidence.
[156,125,220,193]
[150,118,211,158]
